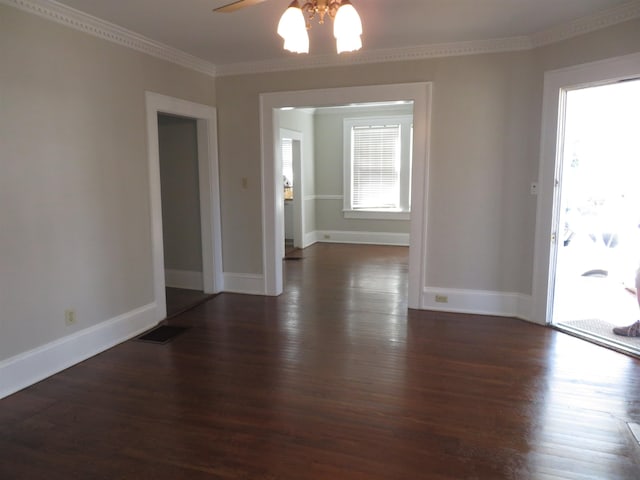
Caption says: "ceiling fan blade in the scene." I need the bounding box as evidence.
[213,0,268,13]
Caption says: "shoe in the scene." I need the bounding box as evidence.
[613,320,640,337]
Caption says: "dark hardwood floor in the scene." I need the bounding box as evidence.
[2,244,640,479]
[166,286,215,318]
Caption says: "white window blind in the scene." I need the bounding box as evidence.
[343,114,412,219]
[351,124,401,209]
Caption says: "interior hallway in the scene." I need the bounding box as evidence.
[1,244,640,479]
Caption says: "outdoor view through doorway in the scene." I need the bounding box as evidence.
[553,79,640,354]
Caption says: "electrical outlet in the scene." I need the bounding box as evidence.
[435,295,448,303]
[65,309,76,326]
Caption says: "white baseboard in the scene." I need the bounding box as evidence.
[422,287,532,320]
[303,231,319,248]
[165,269,203,291]
[516,294,532,321]
[0,303,158,400]
[223,273,265,295]
[314,230,410,246]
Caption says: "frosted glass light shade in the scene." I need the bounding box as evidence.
[333,1,362,53]
[277,2,304,37]
[277,2,309,53]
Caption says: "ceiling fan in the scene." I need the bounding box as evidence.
[213,0,268,13]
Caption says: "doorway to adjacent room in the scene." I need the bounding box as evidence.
[550,79,640,354]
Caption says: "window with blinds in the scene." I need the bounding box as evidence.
[343,115,412,219]
[351,124,401,209]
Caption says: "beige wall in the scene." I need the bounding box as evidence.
[427,53,540,293]
[158,115,203,273]
[0,5,215,361]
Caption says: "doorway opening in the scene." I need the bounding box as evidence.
[533,53,640,337]
[279,128,304,259]
[145,92,223,322]
[277,103,414,282]
[157,114,216,316]
[260,83,432,309]
[552,79,640,353]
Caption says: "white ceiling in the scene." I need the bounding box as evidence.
[52,0,637,66]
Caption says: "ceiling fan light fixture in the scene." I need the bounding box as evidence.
[278,0,362,54]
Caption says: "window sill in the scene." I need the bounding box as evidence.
[343,210,410,221]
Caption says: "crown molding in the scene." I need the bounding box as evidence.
[531,0,640,47]
[1,0,217,77]
[215,36,534,76]
[4,0,639,79]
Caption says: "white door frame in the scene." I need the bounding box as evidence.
[279,128,305,249]
[145,92,224,320]
[260,83,432,308]
[531,52,640,325]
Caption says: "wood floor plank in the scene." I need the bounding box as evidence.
[2,244,640,479]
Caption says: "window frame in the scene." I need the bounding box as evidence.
[343,115,413,220]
